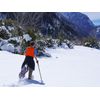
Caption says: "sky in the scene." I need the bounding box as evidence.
[82,12,100,21]
[82,12,100,25]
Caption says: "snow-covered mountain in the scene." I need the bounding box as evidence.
[61,12,95,36]
[0,46,100,87]
[0,12,99,56]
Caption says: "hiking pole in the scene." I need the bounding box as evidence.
[37,62,43,83]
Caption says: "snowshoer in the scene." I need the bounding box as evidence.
[19,41,38,79]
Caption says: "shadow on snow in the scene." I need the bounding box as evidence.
[20,79,45,86]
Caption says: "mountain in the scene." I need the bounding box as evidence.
[36,12,80,39]
[62,12,95,35]
[61,12,95,37]
[93,19,100,26]
[0,12,95,39]
[95,25,100,38]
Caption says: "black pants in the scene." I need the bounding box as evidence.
[22,56,35,70]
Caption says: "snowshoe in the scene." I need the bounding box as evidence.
[19,66,28,79]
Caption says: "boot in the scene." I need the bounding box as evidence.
[28,67,33,80]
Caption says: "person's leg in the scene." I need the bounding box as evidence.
[21,61,26,69]
[28,67,33,79]
[21,57,27,69]
[27,57,35,79]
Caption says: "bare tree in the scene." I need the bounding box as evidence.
[13,12,43,29]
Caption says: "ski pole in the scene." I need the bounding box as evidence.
[37,62,43,83]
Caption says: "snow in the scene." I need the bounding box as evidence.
[8,34,32,43]
[1,43,15,53]
[0,26,11,37]
[7,26,14,31]
[0,39,7,47]
[23,34,32,42]
[60,43,69,49]
[0,46,100,87]
[8,37,20,43]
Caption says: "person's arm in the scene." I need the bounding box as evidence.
[34,48,38,63]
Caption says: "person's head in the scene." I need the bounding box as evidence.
[29,41,35,47]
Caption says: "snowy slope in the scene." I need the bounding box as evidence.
[0,46,100,87]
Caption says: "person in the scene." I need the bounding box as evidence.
[21,41,38,79]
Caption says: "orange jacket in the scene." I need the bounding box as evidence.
[25,46,35,58]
